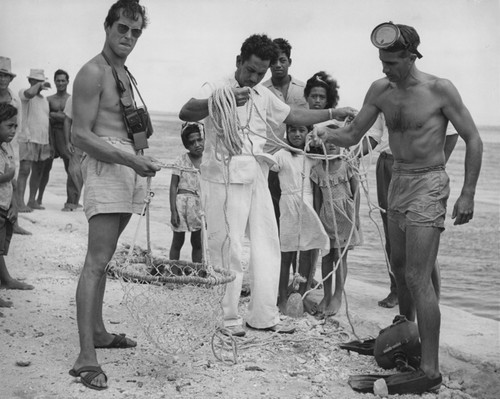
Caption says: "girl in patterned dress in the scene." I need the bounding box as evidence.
[169,123,204,263]
[311,132,362,317]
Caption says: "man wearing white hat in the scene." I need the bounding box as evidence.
[0,57,18,103]
[17,68,51,212]
[0,57,32,235]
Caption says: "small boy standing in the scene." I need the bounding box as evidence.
[0,103,34,313]
[169,122,204,263]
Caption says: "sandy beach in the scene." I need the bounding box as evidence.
[0,157,498,399]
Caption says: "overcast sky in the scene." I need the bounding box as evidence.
[2,0,499,125]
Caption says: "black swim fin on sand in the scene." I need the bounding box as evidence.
[338,338,376,356]
[348,373,389,392]
[348,369,442,395]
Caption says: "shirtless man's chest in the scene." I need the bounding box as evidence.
[93,63,133,137]
[375,81,449,166]
[378,83,443,132]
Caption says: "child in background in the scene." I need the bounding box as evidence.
[169,122,204,263]
[0,103,34,314]
[311,132,362,317]
[272,124,329,314]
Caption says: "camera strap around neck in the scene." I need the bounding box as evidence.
[100,51,153,152]
[100,51,135,111]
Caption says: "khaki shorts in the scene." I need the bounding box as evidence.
[81,137,146,220]
[18,142,52,162]
[388,165,449,231]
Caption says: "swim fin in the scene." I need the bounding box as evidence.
[339,338,376,356]
[348,369,443,395]
[348,373,390,393]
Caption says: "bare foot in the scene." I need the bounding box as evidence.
[378,292,398,308]
[324,295,342,317]
[13,224,32,235]
[303,296,319,315]
[27,201,45,210]
[0,297,13,307]
[18,204,33,213]
[1,279,34,290]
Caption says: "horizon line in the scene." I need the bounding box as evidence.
[148,110,500,130]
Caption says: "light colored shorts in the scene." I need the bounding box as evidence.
[172,192,202,233]
[388,165,449,231]
[81,137,146,221]
[18,142,52,162]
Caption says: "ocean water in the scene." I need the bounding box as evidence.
[48,112,500,322]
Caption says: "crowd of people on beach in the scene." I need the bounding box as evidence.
[1,0,484,395]
[0,56,84,315]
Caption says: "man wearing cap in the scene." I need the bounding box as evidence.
[0,56,32,234]
[315,23,482,395]
[0,57,19,105]
[17,68,51,212]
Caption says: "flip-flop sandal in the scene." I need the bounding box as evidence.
[69,365,108,391]
[95,333,137,349]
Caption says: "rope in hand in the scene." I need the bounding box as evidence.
[208,86,244,157]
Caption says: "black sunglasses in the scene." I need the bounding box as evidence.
[116,23,142,39]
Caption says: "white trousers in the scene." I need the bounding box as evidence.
[201,165,280,328]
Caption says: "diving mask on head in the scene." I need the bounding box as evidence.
[371,22,423,59]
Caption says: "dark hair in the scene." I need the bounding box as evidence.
[383,24,422,58]
[286,124,313,133]
[104,0,148,29]
[273,38,292,59]
[286,124,313,155]
[304,71,339,109]
[397,24,421,57]
[181,122,202,148]
[240,34,279,64]
[54,69,69,81]
[0,103,18,123]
